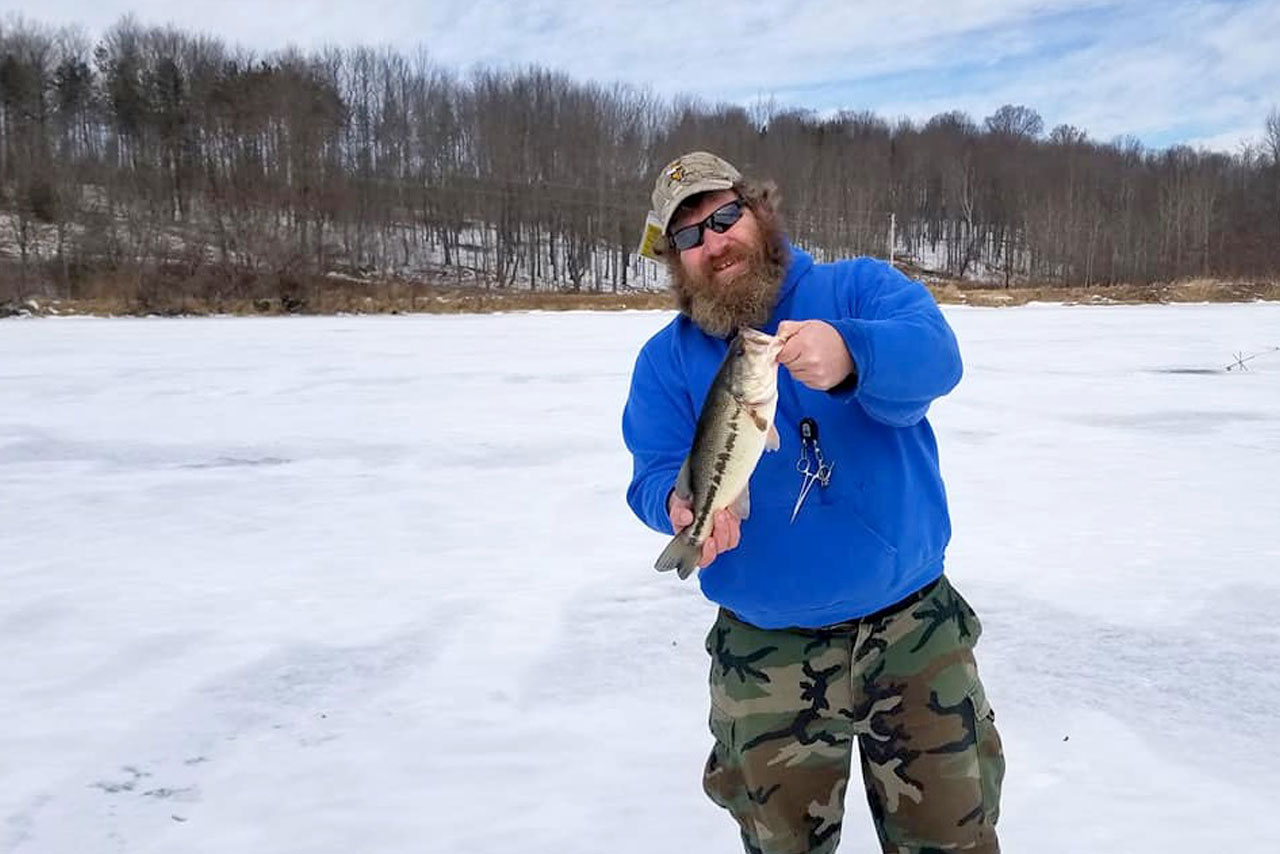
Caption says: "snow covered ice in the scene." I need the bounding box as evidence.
[1,303,1278,852]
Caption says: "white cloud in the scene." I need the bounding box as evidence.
[1182,127,1262,154]
[4,0,1277,152]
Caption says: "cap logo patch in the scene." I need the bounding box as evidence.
[668,164,685,183]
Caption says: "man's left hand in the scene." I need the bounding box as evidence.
[777,320,855,391]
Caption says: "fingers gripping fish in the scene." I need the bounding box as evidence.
[655,328,782,578]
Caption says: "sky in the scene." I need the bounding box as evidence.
[5,1,1280,153]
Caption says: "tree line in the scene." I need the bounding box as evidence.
[2,16,1278,308]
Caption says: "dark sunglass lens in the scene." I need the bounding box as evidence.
[668,200,743,252]
[707,201,744,233]
[670,224,702,252]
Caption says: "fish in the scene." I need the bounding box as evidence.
[655,327,783,579]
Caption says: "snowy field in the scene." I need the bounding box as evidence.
[2,304,1278,853]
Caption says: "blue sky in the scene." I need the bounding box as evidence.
[7,0,1279,153]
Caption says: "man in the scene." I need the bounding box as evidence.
[622,151,1005,854]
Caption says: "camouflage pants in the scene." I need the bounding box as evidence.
[702,575,1004,854]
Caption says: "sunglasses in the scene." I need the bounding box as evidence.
[668,199,747,252]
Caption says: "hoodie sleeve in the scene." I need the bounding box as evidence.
[622,340,696,535]
[828,259,963,427]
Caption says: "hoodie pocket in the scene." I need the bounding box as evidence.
[792,499,897,566]
[742,499,899,614]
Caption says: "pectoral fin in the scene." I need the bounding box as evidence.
[766,422,780,452]
[731,487,751,521]
[743,405,779,453]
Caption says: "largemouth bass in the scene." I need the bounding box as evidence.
[655,327,782,579]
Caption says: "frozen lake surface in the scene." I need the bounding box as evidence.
[2,303,1278,852]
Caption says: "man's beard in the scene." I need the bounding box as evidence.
[668,222,788,339]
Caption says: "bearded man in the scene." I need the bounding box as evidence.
[622,152,1005,854]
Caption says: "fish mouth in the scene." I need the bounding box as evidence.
[736,327,782,358]
[733,328,782,404]
[736,327,777,346]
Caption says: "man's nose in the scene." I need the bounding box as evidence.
[702,226,731,255]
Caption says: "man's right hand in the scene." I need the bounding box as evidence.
[668,491,741,569]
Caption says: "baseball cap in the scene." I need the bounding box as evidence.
[637,151,742,260]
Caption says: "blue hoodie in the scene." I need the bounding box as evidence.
[622,246,962,629]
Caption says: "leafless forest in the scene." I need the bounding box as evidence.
[2,17,1279,310]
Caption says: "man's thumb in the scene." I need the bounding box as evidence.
[776,320,802,340]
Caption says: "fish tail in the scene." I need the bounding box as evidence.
[655,533,702,580]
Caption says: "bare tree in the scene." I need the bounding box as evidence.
[1266,107,1280,247]
[3,14,1278,309]
[1049,124,1087,146]
[985,104,1044,140]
